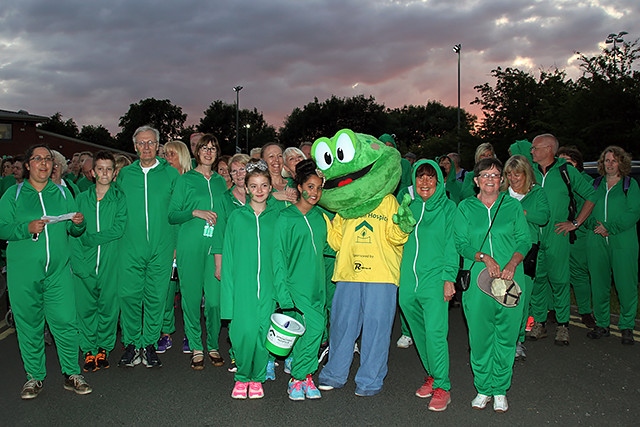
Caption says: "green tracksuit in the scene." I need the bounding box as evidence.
[454,194,530,396]
[506,185,550,342]
[168,169,227,352]
[62,178,81,199]
[76,175,93,193]
[71,185,127,355]
[570,171,594,316]
[116,158,179,349]
[399,160,458,391]
[0,180,86,380]
[273,204,328,380]
[460,171,477,200]
[0,174,16,198]
[586,177,640,330]
[221,197,282,383]
[531,158,596,324]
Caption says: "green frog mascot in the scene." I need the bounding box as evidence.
[314,129,415,397]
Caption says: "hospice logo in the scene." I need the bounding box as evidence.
[355,221,373,244]
[353,259,371,272]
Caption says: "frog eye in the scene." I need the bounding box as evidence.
[314,141,333,170]
[335,133,355,163]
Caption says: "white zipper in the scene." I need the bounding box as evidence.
[303,215,317,255]
[255,212,261,299]
[96,199,101,275]
[37,193,50,272]
[412,202,426,292]
[144,172,149,241]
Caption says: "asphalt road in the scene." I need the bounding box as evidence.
[1,301,639,426]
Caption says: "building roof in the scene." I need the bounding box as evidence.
[0,109,48,122]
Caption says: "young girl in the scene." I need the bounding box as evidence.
[273,159,328,401]
[221,159,281,399]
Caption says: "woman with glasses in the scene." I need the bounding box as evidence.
[0,144,91,399]
[168,134,228,370]
[454,157,530,413]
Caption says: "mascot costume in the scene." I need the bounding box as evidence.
[312,129,415,397]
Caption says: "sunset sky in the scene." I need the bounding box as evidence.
[1,0,637,135]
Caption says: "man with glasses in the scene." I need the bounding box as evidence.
[116,126,180,368]
[528,134,596,346]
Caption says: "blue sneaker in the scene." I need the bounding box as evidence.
[284,357,292,374]
[182,337,190,354]
[288,379,305,401]
[304,375,322,399]
[156,335,172,354]
[266,360,276,381]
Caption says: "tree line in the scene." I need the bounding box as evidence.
[39,39,639,168]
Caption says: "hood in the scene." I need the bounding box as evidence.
[411,159,447,212]
[509,140,533,164]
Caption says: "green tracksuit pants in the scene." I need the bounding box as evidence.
[10,263,80,379]
[518,275,533,343]
[74,272,119,355]
[399,281,450,391]
[463,282,523,395]
[290,305,325,380]
[230,299,274,383]
[588,235,639,330]
[569,233,592,315]
[178,249,221,352]
[531,229,571,324]
[161,279,177,335]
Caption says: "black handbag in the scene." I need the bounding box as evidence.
[455,195,505,292]
[523,242,540,278]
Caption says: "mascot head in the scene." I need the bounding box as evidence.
[311,129,401,218]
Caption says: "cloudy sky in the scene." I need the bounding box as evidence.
[1,0,637,136]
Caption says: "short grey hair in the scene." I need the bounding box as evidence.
[132,125,160,143]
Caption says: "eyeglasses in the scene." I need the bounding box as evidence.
[53,163,62,169]
[30,156,54,164]
[530,145,549,151]
[200,146,216,153]
[479,173,501,180]
[230,167,246,176]
[135,140,157,147]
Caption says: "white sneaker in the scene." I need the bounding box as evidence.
[493,395,508,412]
[354,342,360,354]
[471,393,491,409]
[396,335,414,348]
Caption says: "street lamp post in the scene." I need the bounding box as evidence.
[245,124,250,152]
[452,44,461,154]
[233,86,243,153]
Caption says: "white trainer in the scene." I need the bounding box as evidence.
[396,335,414,348]
[471,393,491,409]
[493,395,508,412]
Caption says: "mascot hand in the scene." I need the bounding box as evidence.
[392,194,416,234]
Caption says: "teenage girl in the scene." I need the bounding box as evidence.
[273,159,328,400]
[221,159,282,400]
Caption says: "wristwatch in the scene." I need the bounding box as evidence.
[571,219,579,228]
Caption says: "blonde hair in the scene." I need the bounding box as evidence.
[165,140,192,174]
[598,145,631,177]
[474,143,495,163]
[502,155,536,192]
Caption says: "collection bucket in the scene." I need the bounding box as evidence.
[265,313,306,357]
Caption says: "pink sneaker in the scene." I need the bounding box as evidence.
[231,381,248,399]
[248,381,264,399]
[428,388,451,412]
[415,376,434,398]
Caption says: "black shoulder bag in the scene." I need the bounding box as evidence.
[455,195,505,292]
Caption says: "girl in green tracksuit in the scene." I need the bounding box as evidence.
[586,146,640,344]
[502,156,550,357]
[454,157,530,412]
[221,159,283,400]
[398,159,458,412]
[273,159,328,401]
[168,135,228,369]
[72,151,127,371]
[0,145,89,399]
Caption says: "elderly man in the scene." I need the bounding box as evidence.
[528,134,595,346]
[117,126,179,368]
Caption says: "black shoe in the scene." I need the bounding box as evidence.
[118,344,141,367]
[581,313,596,329]
[587,326,610,339]
[621,329,635,345]
[142,344,162,368]
[547,310,557,324]
[82,352,96,372]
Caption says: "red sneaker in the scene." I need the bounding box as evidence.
[428,388,451,412]
[415,376,434,398]
[525,316,534,332]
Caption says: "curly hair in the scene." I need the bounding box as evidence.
[597,145,632,177]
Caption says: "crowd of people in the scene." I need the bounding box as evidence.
[0,127,638,414]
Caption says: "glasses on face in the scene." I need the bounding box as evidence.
[30,156,54,164]
[200,146,216,153]
[230,167,246,176]
[135,140,157,148]
[530,145,548,152]
[53,163,62,169]
[479,173,501,180]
